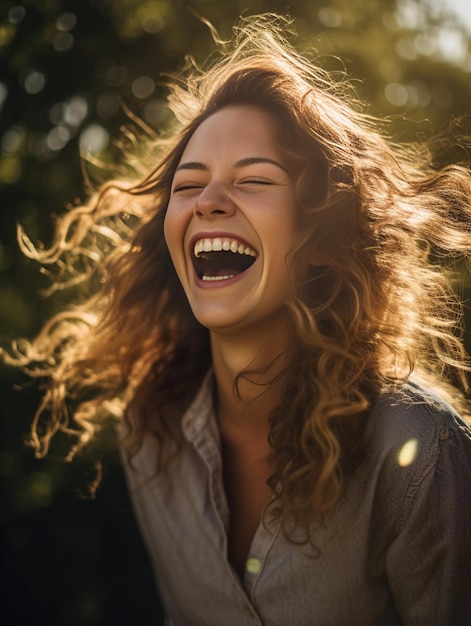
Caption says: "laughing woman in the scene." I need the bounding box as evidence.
[4,15,471,626]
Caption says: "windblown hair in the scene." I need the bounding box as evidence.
[4,15,471,537]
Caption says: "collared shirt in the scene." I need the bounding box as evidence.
[122,372,471,625]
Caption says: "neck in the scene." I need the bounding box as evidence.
[210,320,294,429]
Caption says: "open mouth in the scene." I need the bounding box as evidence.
[192,237,257,282]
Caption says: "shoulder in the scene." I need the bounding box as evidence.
[362,381,471,524]
[366,385,471,622]
[367,380,471,457]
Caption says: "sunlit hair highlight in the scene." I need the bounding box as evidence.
[3,14,471,540]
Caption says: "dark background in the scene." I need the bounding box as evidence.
[1,1,470,624]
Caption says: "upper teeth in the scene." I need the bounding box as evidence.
[194,238,257,258]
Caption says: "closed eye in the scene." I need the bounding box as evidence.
[239,178,274,186]
[172,182,205,193]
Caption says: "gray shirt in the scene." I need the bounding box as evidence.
[123,372,471,625]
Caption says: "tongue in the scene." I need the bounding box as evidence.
[210,265,240,277]
[196,250,254,278]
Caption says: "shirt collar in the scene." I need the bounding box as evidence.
[181,368,216,442]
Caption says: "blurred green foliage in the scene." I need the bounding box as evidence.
[1,0,470,624]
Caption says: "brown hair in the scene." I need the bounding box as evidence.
[3,15,471,538]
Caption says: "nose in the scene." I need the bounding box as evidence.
[194,181,236,218]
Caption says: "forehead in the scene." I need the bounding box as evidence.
[180,105,283,161]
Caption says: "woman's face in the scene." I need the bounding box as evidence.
[164,105,301,337]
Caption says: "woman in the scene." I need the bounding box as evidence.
[5,15,471,625]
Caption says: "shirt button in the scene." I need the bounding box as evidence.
[246,557,262,574]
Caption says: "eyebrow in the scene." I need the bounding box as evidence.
[175,157,288,173]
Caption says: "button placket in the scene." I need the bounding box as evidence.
[243,520,279,603]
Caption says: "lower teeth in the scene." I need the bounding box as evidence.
[202,274,235,282]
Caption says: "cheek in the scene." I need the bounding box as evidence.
[163,206,182,260]
[163,212,172,250]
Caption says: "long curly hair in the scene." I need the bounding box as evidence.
[4,15,471,537]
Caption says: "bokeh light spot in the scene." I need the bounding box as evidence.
[143,99,167,128]
[23,70,46,95]
[407,81,431,107]
[53,32,74,52]
[395,0,425,30]
[246,557,262,574]
[1,125,25,154]
[318,7,342,28]
[385,82,408,107]
[79,124,109,155]
[142,15,164,33]
[48,102,64,125]
[397,438,419,467]
[395,36,417,61]
[46,125,71,151]
[131,76,155,99]
[436,26,467,64]
[0,23,15,47]
[414,31,437,56]
[64,96,88,126]
[56,12,77,31]
[8,6,26,23]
